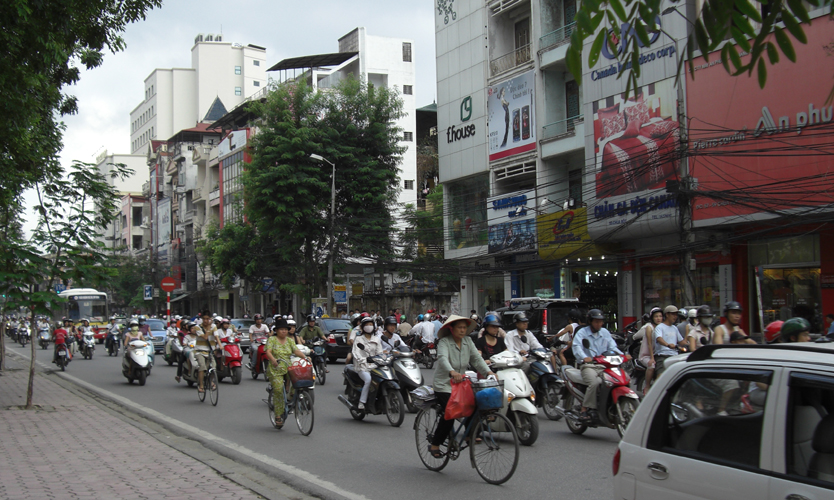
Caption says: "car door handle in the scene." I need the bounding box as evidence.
[647,462,667,474]
[786,495,810,500]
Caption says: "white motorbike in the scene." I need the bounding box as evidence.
[81,331,96,359]
[485,350,539,446]
[122,339,151,386]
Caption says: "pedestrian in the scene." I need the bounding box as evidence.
[826,314,834,337]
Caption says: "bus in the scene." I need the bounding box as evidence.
[56,288,110,336]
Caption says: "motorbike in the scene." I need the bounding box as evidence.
[488,350,539,446]
[67,333,78,356]
[122,339,151,386]
[248,336,269,380]
[106,329,121,356]
[526,348,565,421]
[412,340,436,369]
[163,331,183,365]
[390,342,424,413]
[337,345,405,427]
[309,338,328,385]
[54,339,71,371]
[18,325,30,347]
[81,331,95,359]
[555,339,640,438]
[38,328,50,350]
[215,334,243,385]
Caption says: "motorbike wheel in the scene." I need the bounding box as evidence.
[187,380,194,387]
[470,412,520,485]
[328,356,337,364]
[138,370,147,386]
[414,406,450,472]
[564,396,587,435]
[385,390,405,427]
[58,358,65,371]
[251,368,259,380]
[349,395,365,421]
[616,398,639,438]
[316,359,326,385]
[166,356,174,366]
[231,366,242,385]
[294,390,314,435]
[542,382,563,421]
[423,357,434,370]
[512,410,539,446]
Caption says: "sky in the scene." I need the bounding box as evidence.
[21,0,437,235]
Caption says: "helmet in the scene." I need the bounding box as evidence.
[483,314,501,327]
[780,317,811,342]
[384,316,397,326]
[287,319,296,326]
[513,312,529,323]
[401,315,407,322]
[664,305,678,315]
[306,314,316,323]
[723,301,743,316]
[696,305,713,318]
[350,313,361,325]
[82,319,89,324]
[641,313,651,323]
[764,320,785,344]
[688,309,698,319]
[129,319,139,327]
[678,308,688,317]
[568,309,581,322]
[417,314,424,322]
[470,313,479,320]
[360,316,375,326]
[254,314,264,321]
[220,318,230,324]
[588,309,605,321]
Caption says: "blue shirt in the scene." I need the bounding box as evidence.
[572,326,622,362]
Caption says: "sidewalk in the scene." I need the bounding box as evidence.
[0,355,262,500]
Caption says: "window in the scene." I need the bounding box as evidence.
[785,372,834,483]
[132,235,142,250]
[568,169,583,205]
[234,66,241,75]
[404,180,414,190]
[647,370,773,469]
[253,60,260,66]
[253,81,260,87]
[235,87,242,96]
[402,42,412,62]
[403,85,413,95]
[403,131,413,142]
[132,207,142,225]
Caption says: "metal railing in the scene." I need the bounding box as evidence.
[539,23,575,53]
[541,114,582,140]
[490,44,531,77]
[208,189,220,202]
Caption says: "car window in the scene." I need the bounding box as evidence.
[500,309,541,331]
[232,320,254,329]
[785,372,834,484]
[647,369,773,469]
[321,319,351,331]
[145,320,166,331]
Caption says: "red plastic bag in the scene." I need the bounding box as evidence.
[445,378,476,420]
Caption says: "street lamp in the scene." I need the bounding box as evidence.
[309,154,336,317]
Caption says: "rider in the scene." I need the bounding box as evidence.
[712,301,745,344]
[637,307,663,394]
[379,316,406,353]
[52,318,72,363]
[351,316,384,410]
[106,317,121,353]
[408,314,435,354]
[194,310,222,394]
[651,305,688,372]
[264,318,310,428]
[781,317,812,343]
[687,305,715,351]
[571,309,626,422]
[248,314,270,366]
[297,314,326,344]
[175,321,199,383]
[505,312,544,371]
[474,314,507,362]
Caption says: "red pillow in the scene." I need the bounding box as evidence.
[598,104,624,139]
[623,95,650,129]
[650,120,677,138]
[622,118,642,138]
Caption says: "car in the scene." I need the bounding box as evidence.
[613,342,834,499]
[228,318,254,353]
[144,319,167,354]
[316,318,353,363]
[494,297,586,345]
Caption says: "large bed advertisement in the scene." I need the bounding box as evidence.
[687,17,834,224]
[487,70,536,161]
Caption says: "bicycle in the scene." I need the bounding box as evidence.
[196,349,219,406]
[263,358,314,435]
[413,380,520,485]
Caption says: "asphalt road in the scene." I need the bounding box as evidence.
[14,341,619,499]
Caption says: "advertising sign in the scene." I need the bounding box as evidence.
[334,284,347,305]
[487,70,536,161]
[687,17,834,224]
[487,190,537,254]
[143,285,153,301]
[537,208,606,260]
[156,197,172,266]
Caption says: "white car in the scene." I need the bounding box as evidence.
[613,342,834,500]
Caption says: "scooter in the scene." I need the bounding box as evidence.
[337,345,405,427]
[555,339,640,438]
[163,331,183,365]
[106,330,121,356]
[81,331,95,359]
[309,338,328,385]
[18,325,29,347]
[248,336,269,380]
[38,328,50,350]
[488,350,539,446]
[413,341,436,369]
[54,339,72,371]
[527,348,565,421]
[122,339,151,386]
[215,333,243,385]
[390,342,424,413]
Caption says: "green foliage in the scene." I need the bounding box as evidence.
[399,186,459,282]
[104,253,167,313]
[566,0,829,98]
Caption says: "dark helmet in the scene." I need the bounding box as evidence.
[568,309,581,322]
[384,316,397,326]
[780,317,811,342]
[723,301,743,316]
[253,314,264,321]
[483,314,501,327]
[588,309,605,321]
[696,305,713,318]
[764,320,785,344]
[306,314,316,323]
[513,312,529,323]
[642,313,651,323]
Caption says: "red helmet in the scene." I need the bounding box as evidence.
[764,320,784,344]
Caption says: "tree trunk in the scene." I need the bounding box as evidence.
[304,236,314,315]
[0,320,5,371]
[26,322,36,409]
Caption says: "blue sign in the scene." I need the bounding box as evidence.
[143,285,153,301]
[334,290,347,304]
[316,306,324,317]
[54,284,66,293]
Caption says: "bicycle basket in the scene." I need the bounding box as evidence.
[288,360,314,388]
[410,385,436,410]
[472,380,504,411]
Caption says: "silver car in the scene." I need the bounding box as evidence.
[229,318,255,353]
[144,319,167,354]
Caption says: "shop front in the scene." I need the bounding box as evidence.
[639,253,722,315]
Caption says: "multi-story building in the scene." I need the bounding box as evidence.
[129,34,267,154]
[96,151,150,254]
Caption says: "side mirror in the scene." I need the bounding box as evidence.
[356,343,365,351]
[700,337,708,345]
[520,335,528,344]
[395,340,401,347]
[582,338,591,349]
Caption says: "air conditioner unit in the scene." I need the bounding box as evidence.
[215,34,222,42]
[206,34,214,42]
[195,33,204,44]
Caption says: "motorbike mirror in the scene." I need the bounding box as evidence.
[356,343,365,351]
[582,338,591,349]
[520,335,528,344]
[395,340,401,347]
[700,337,708,345]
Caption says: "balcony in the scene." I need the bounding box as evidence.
[141,181,150,198]
[209,188,220,206]
[541,119,585,160]
[541,114,582,141]
[490,44,532,77]
[192,187,203,202]
[488,0,527,15]
[539,23,575,53]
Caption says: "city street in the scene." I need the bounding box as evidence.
[13,343,620,499]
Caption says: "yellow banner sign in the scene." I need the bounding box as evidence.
[537,208,606,260]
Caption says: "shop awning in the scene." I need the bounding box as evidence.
[169,293,191,303]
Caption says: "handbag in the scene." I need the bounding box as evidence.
[444,378,476,420]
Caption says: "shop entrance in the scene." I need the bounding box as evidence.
[757,266,822,331]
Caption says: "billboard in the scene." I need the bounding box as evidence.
[487,190,537,254]
[687,17,834,224]
[156,197,171,266]
[538,208,606,260]
[487,70,536,161]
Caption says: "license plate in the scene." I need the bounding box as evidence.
[59,352,67,356]
[429,349,436,355]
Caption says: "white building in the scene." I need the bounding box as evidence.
[129,34,267,154]
[95,150,150,253]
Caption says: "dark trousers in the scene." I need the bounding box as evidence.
[430,392,476,447]
[176,352,186,377]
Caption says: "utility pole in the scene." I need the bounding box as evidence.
[676,83,695,307]
[310,154,336,316]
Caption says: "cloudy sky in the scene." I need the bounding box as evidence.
[22,0,437,234]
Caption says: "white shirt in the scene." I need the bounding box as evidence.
[653,323,683,356]
[379,332,405,352]
[408,321,435,343]
[352,333,384,371]
[218,327,235,340]
[505,329,543,353]
[249,323,269,340]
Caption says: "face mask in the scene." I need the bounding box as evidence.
[700,317,713,326]
[363,325,375,334]
[131,326,139,332]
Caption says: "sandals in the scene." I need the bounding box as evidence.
[175,376,181,383]
[429,447,444,459]
[198,387,205,393]
[274,417,284,429]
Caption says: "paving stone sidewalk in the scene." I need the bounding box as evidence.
[0,356,262,500]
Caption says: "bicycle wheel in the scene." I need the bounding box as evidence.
[469,412,519,485]
[294,390,314,436]
[209,370,219,406]
[267,389,277,428]
[414,406,449,472]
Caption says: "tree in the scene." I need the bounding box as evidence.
[399,185,460,282]
[105,253,167,314]
[566,0,830,99]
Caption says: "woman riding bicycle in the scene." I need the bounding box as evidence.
[195,310,222,394]
[265,318,309,428]
[429,315,495,459]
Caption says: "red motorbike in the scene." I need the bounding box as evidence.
[53,335,72,372]
[556,343,640,438]
[216,334,243,384]
[248,336,269,380]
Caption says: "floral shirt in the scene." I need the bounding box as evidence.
[266,336,297,377]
